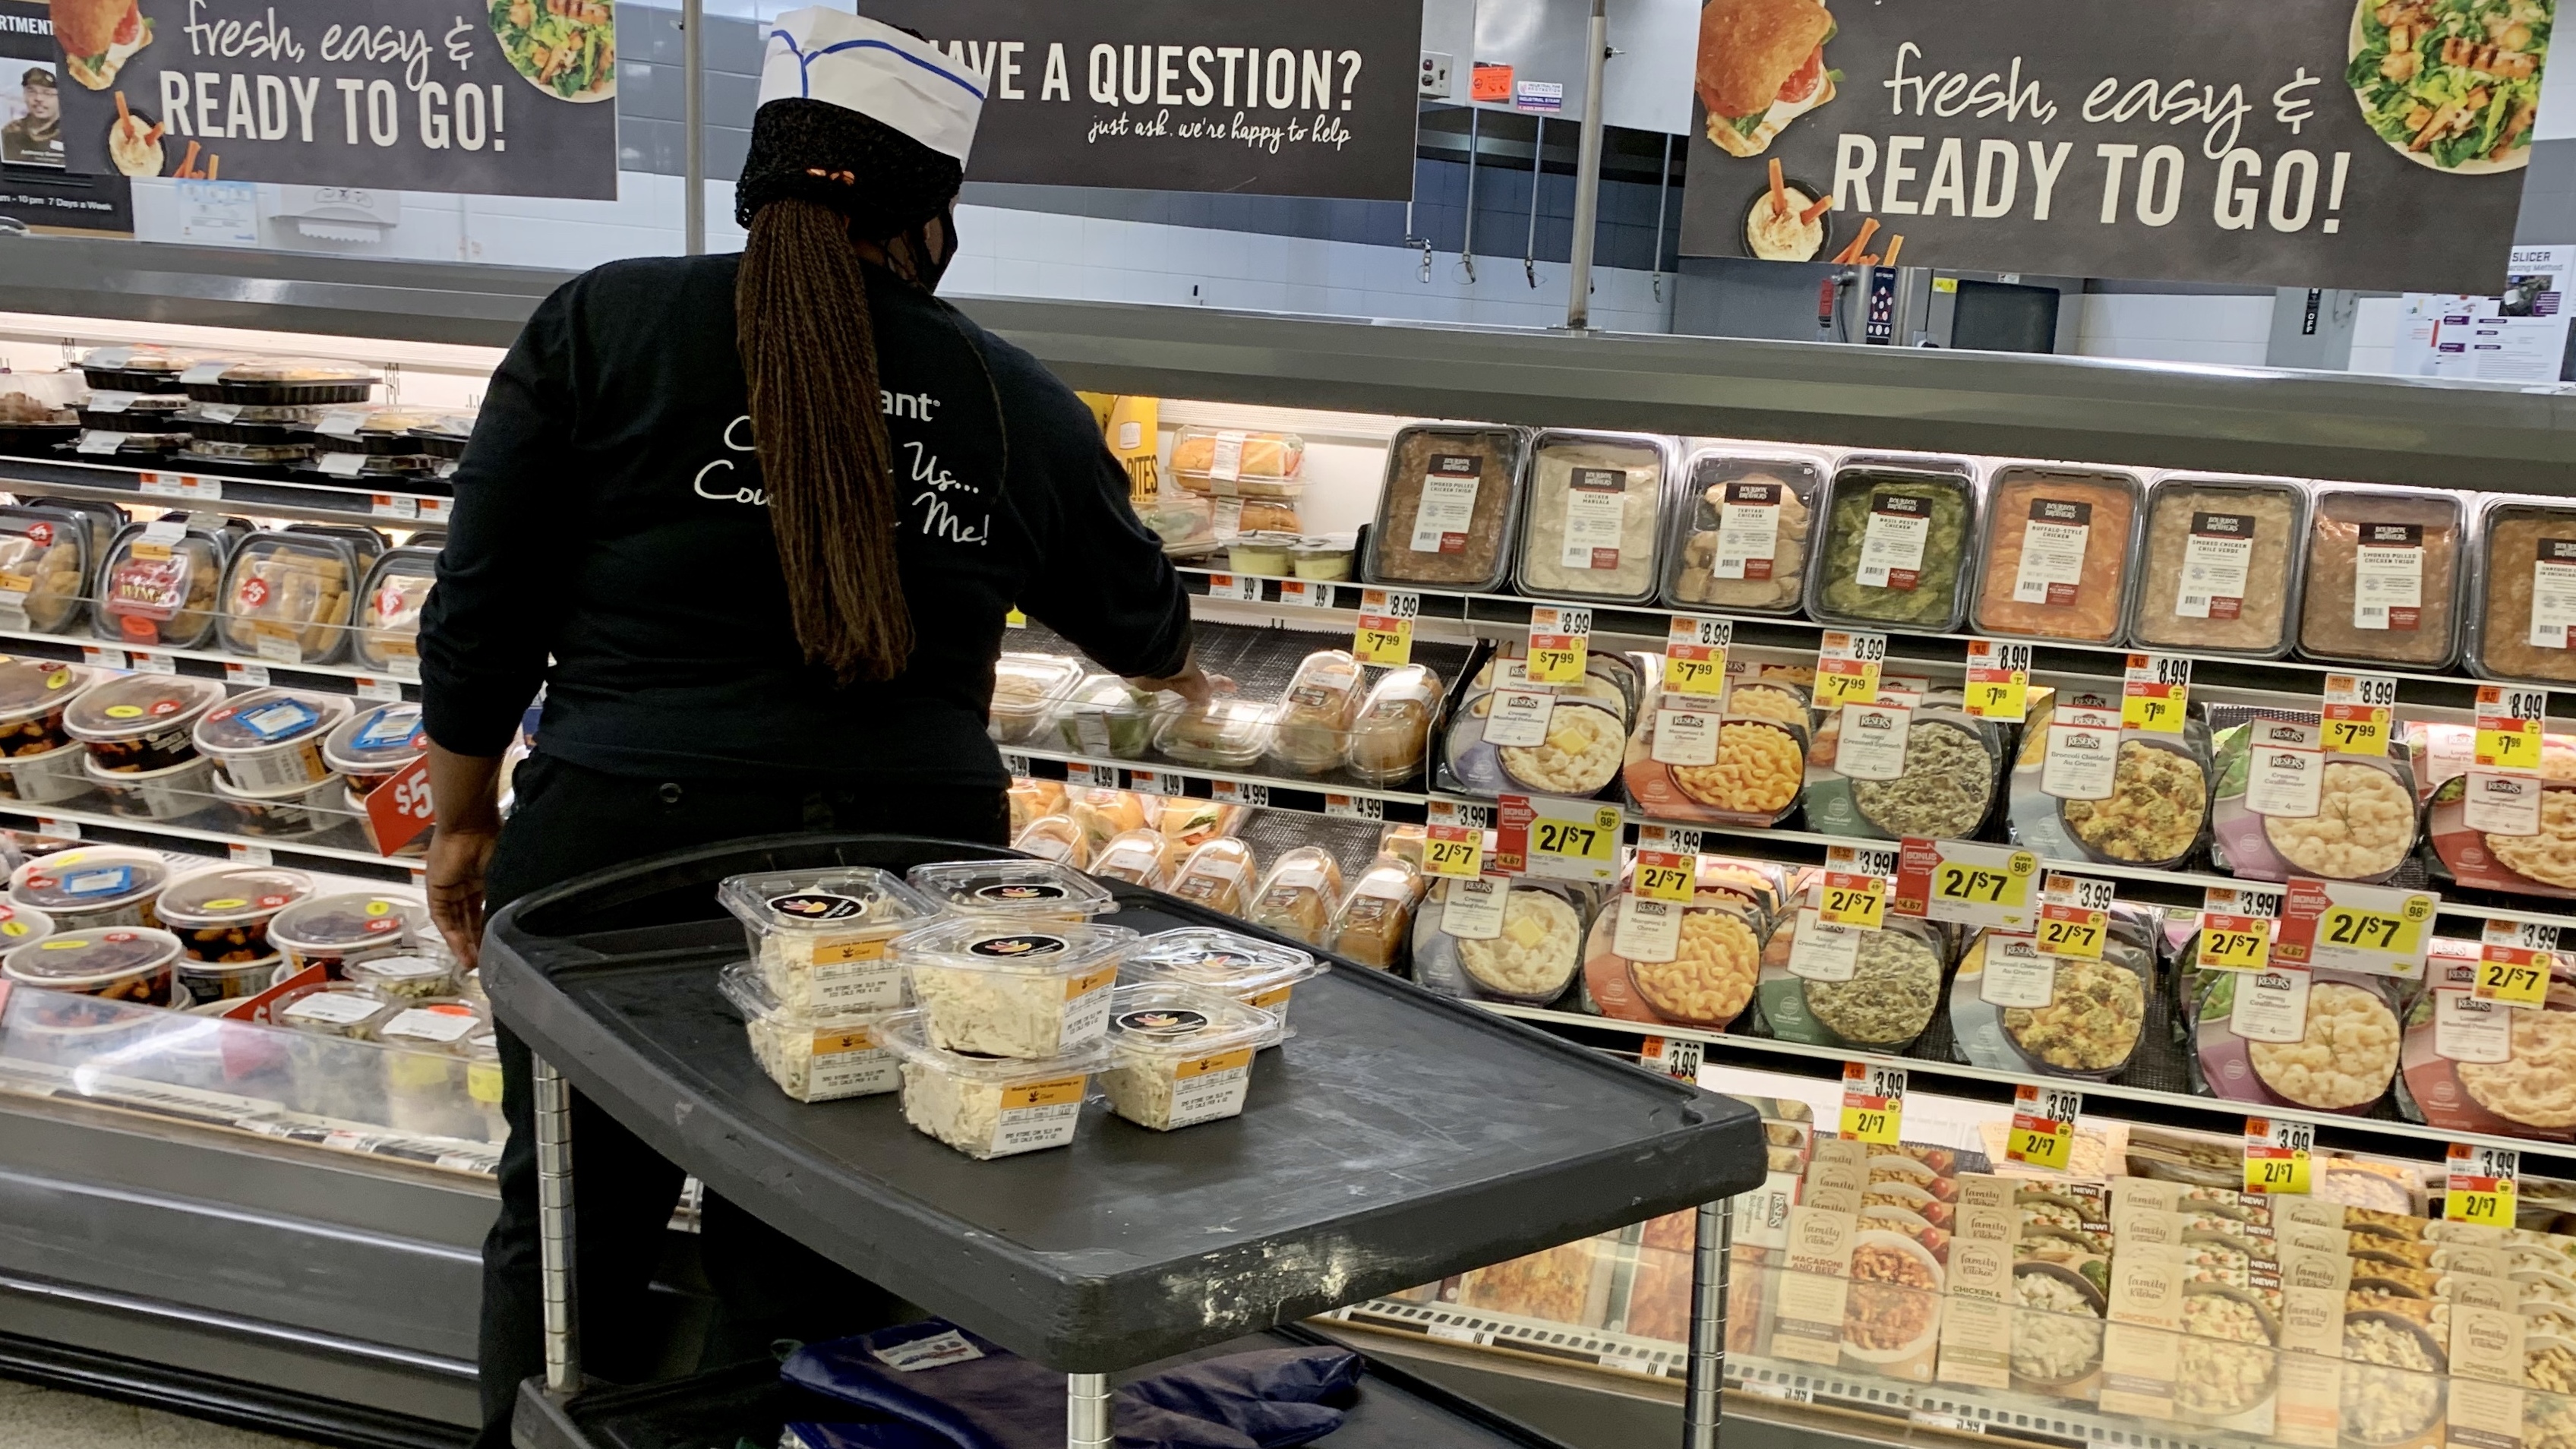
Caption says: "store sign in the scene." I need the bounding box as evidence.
[861,0,1424,200]
[1676,0,2539,292]
[54,0,616,196]
[0,0,135,232]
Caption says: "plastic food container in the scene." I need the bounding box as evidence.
[904,859,1116,921]
[156,864,315,962]
[718,865,939,1015]
[1098,983,1276,1130]
[25,495,129,563]
[893,916,1136,1059]
[1290,536,1355,581]
[1803,701,2005,842]
[178,402,321,447]
[406,415,475,459]
[192,688,348,794]
[1410,876,1593,1007]
[1345,665,1444,788]
[1328,860,1419,970]
[84,750,215,821]
[323,702,427,796]
[1225,530,1299,577]
[184,360,377,406]
[1968,466,2144,645]
[1807,458,1981,632]
[344,953,459,1001]
[176,955,279,1005]
[0,739,87,807]
[96,522,232,650]
[1051,674,1157,759]
[1152,693,1275,770]
[1170,427,1305,497]
[1660,450,1827,615]
[1134,493,1217,557]
[309,406,444,456]
[0,371,84,448]
[718,963,897,1103]
[213,771,345,837]
[218,532,372,665]
[1362,425,1528,592]
[1125,927,1328,1030]
[0,659,95,762]
[0,505,99,635]
[879,1011,1109,1160]
[269,981,400,1038]
[1948,914,2156,1080]
[2124,475,2310,658]
[77,346,207,393]
[4,925,179,1004]
[352,545,437,675]
[2471,497,2576,685]
[1269,650,1366,777]
[1754,911,1947,1051]
[0,901,52,955]
[10,847,168,930]
[1167,838,1258,916]
[2294,485,2466,670]
[988,652,1083,745]
[1244,847,1344,948]
[268,890,425,971]
[1514,430,1672,605]
[1012,814,1087,867]
[1088,829,1178,889]
[1578,891,1764,1031]
[66,672,225,773]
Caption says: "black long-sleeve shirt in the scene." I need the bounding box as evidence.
[418,254,1190,788]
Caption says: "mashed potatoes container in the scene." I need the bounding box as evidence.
[1410,876,1596,1007]
[1098,983,1277,1131]
[718,865,938,1014]
[893,916,1135,1059]
[878,1010,1110,1160]
[718,962,898,1103]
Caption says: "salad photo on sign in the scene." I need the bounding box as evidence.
[2347,0,2549,171]
[491,0,617,103]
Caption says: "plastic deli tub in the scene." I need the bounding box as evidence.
[892,916,1136,1059]
[87,750,218,821]
[1122,927,1329,1034]
[155,864,317,963]
[1097,983,1278,1130]
[95,522,234,651]
[213,772,345,837]
[717,865,939,1015]
[1362,424,1529,593]
[9,846,169,930]
[1051,674,1157,759]
[192,688,349,794]
[175,955,279,1006]
[0,902,52,954]
[345,953,459,1001]
[217,532,374,667]
[268,982,400,1039]
[65,673,226,773]
[877,1010,1112,1160]
[717,963,898,1103]
[904,859,1116,921]
[267,890,426,972]
[2,927,182,1004]
[0,659,96,759]
[324,701,426,795]
[353,545,438,674]
[988,653,1084,745]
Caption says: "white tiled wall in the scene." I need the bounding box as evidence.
[2069,292,2279,368]
[2347,295,2411,377]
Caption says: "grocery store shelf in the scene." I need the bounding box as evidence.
[0,627,417,693]
[0,451,453,529]
[0,801,414,876]
[1005,745,1431,822]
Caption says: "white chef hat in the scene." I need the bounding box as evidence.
[758,8,985,164]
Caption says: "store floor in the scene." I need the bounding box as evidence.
[0,1378,317,1449]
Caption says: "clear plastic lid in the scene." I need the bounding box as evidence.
[0,659,91,726]
[99,527,223,627]
[324,702,427,775]
[0,371,86,418]
[357,550,437,658]
[11,846,168,910]
[4,926,181,988]
[718,960,884,1031]
[876,1009,1111,1080]
[313,405,441,437]
[904,859,1116,917]
[344,953,459,999]
[155,865,316,927]
[1125,927,1326,997]
[1152,693,1276,769]
[194,689,343,754]
[268,890,425,955]
[718,866,939,939]
[409,413,476,441]
[79,346,206,375]
[993,653,1085,718]
[1088,829,1176,889]
[1170,426,1305,482]
[220,535,361,658]
[0,902,53,947]
[64,674,226,744]
[893,916,1137,977]
[375,998,486,1050]
[1103,983,1279,1061]
[273,983,398,1036]
[213,359,380,385]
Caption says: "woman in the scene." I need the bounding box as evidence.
[418,12,1204,1444]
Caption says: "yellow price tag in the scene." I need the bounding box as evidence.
[2450,1182,2516,1225]
[2120,684,2186,733]
[1932,858,2032,911]
[1818,873,1886,930]
[1840,1062,1904,1144]
[2323,705,2390,756]
[1664,617,1729,698]
[2197,917,2271,972]
[1814,631,1886,709]
[2319,903,2422,959]
[2006,1086,2078,1171]
[1422,825,1484,879]
[1527,806,1621,870]
[2037,906,2107,960]
[2478,721,2542,772]
[1353,590,1418,668]
[1964,639,2031,723]
[2477,943,2551,1006]
[1527,608,1592,685]
[2243,1116,2313,1195]
[1633,850,1696,904]
[2447,1144,2519,1224]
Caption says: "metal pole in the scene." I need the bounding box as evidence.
[1457,109,1479,284]
[1564,0,1610,327]
[683,0,706,255]
[535,1054,582,1393]
[1682,1198,1734,1449]
[1523,115,1543,288]
[1067,1372,1113,1449]
[1649,132,1672,304]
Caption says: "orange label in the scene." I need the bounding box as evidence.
[811,1028,877,1053]
[1248,984,1293,1010]
[1008,1075,1089,1108]
[814,936,887,966]
[1176,1046,1256,1080]
[1066,965,1118,999]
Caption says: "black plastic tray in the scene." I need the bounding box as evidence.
[484,833,1762,1373]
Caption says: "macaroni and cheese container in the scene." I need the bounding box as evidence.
[718,963,898,1103]
[1098,983,1278,1131]
[879,1010,1110,1160]
[903,859,1116,921]
[892,916,1135,1059]
[716,865,939,1015]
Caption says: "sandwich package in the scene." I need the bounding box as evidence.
[1266,649,1366,777]
[2006,687,2213,870]
[2123,475,2309,660]
[1948,911,2156,1080]
[1409,875,1597,1009]
[1242,846,1343,947]
[2407,720,2576,903]
[1327,854,1422,969]
[2397,936,2576,1144]
[1166,837,1260,917]
[1168,426,1305,499]
[987,652,1082,745]
[1362,424,1527,593]
[1438,646,1640,803]
[1512,429,1671,605]
[1801,690,2004,841]
[1753,910,1946,1053]
[1659,447,1826,615]
[1578,860,1769,1031]
[1621,658,1808,829]
[1807,456,1981,633]
[1343,664,1445,788]
[2205,717,2418,885]
[2189,964,2404,1117]
[2293,484,2467,671]
[1151,691,1275,771]
[2470,497,2576,686]
[1968,466,2144,646]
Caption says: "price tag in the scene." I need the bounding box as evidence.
[1064,762,1113,788]
[2243,1117,2313,1195]
[1814,631,1887,709]
[1210,779,1269,808]
[1353,589,1417,668]
[1637,1037,1703,1082]
[2036,873,2112,959]
[2476,919,2558,1007]
[1964,639,2031,722]
[2121,653,2191,734]
[1840,1062,1904,1144]
[2446,1144,2519,1226]
[1663,617,1730,698]
[226,842,275,866]
[140,472,219,500]
[31,816,79,841]
[1127,770,1174,797]
[2197,914,2272,973]
[1324,794,1384,822]
[363,755,437,856]
[1636,824,1703,857]
[418,497,452,523]
[999,752,1031,778]
[1526,607,1592,685]
[2274,876,2437,980]
[2476,686,2547,772]
[1204,573,1262,602]
[222,661,271,689]
[1423,824,1485,879]
[126,649,173,677]
[1276,580,1323,609]
[2322,673,2398,757]
[353,677,403,704]
[1893,836,2039,932]
[1817,870,1886,930]
[81,647,127,672]
[2006,1084,2079,1171]
[1498,793,1622,882]
[371,494,418,521]
[1633,849,1697,904]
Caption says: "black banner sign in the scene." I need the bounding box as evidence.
[52,0,615,197]
[857,0,1424,200]
[1678,0,2543,292]
[1,0,131,232]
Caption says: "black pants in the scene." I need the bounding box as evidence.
[474,751,1009,1449]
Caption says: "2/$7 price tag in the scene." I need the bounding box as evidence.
[1526,606,1592,685]
[1632,849,1697,904]
[2274,876,2439,980]
[2121,653,2191,734]
[2476,684,2548,772]
[1663,617,1731,698]
[1422,824,1485,879]
[1814,630,1887,709]
[1964,639,2031,723]
[1840,1062,1905,1144]
[2477,918,2562,1008]
[2036,873,2114,960]
[2007,1084,2079,1171]
[1352,589,1419,668]
[1817,844,1894,930]
[2322,673,2399,757]
[2243,1116,2314,1195]
[2446,1143,2520,1226]
[1495,793,1622,882]
[1893,836,2039,932]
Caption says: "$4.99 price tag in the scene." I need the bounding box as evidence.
[1841,1062,1905,1144]
[1964,639,2031,722]
[1663,617,1730,697]
[2243,1116,2314,1195]
[2322,673,2398,756]
[2122,653,2191,733]
[1353,589,1419,668]
[2446,1143,2519,1225]
[1526,607,1593,685]
[2006,1084,2079,1171]
[1422,824,1485,879]
[1814,630,1887,709]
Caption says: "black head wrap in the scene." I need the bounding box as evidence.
[734,96,961,241]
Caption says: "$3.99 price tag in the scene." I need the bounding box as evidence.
[2477,685,2547,772]
[1353,589,1419,668]
[2006,1084,2079,1171]
[2243,1116,2313,1195]
[1422,824,1485,879]
[2322,673,2398,757]
[2121,653,2191,733]
[1814,630,1887,709]
[1526,607,1593,685]
[1632,849,1697,903]
[1840,1062,1905,1144]
[2446,1143,2519,1225]
[1964,639,2031,722]
[1663,617,1730,697]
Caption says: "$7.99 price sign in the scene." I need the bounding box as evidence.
[2007,1084,2079,1170]
[1527,607,1593,685]
[2446,1143,2519,1225]
[1663,617,1731,697]
[2243,1116,2314,1195]
[1841,1061,1905,1144]
[2322,673,2398,756]
[1353,589,1419,667]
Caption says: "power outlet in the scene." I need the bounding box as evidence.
[1419,50,1454,98]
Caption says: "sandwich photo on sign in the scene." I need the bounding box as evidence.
[51,0,150,90]
[1696,0,1836,159]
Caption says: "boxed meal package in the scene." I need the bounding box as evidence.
[1513,430,1671,605]
[1802,693,2005,841]
[1438,649,1640,803]
[1362,424,1527,592]
[1807,456,1981,633]
[1409,875,1596,1009]
[1949,910,2157,1080]
[2295,485,2467,671]
[1659,447,1826,615]
[96,517,243,650]
[1754,911,1947,1052]
[1968,466,2145,646]
[2398,937,2576,1143]
[2408,721,2576,902]
[2125,475,2309,659]
[2205,718,2419,885]
[1622,665,1809,829]
[2191,964,2405,1117]
[2006,688,2214,870]
[1580,865,1766,1031]
[2472,497,2576,686]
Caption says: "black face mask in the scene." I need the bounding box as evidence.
[914,200,959,291]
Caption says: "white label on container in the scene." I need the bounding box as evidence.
[813,958,904,1011]
[1208,431,1245,483]
[317,409,368,438]
[1615,895,1681,963]
[283,993,385,1026]
[990,1086,1086,1155]
[1441,877,1507,940]
[194,402,243,424]
[86,391,135,414]
[808,1039,896,1097]
[2246,719,2324,818]
[224,661,271,688]
[1715,481,1783,579]
[1856,494,1931,590]
[2352,524,2425,631]
[318,453,369,478]
[1650,706,1719,766]
[1484,688,1556,748]
[1020,833,1075,863]
[1786,908,1861,981]
[2436,990,2514,1063]
[1409,456,1482,554]
[384,1007,480,1044]
[255,634,303,665]
[1272,863,1330,893]
[2532,541,2576,649]
[2177,513,2256,620]
[76,431,127,454]
[2041,712,2121,800]
[873,1330,986,1372]
[1165,1053,1253,1127]
[2466,769,2543,836]
[1835,699,1913,781]
[1979,933,2058,1007]
[1061,977,1115,1046]
[141,519,187,544]
[2012,498,2093,606]
[179,361,229,384]
[1211,500,1243,541]
[2231,967,2311,1043]
[1558,468,1627,571]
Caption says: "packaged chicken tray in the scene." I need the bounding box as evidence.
[1660,448,1826,615]
[2293,484,2466,671]
[1968,466,2144,646]
[1807,456,1981,633]
[2471,497,2576,686]
[2124,475,2310,660]
[1513,430,1672,605]
[1362,424,1527,593]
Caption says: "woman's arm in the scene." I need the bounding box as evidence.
[425,740,507,968]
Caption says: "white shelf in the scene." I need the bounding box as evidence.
[0,628,417,690]
[0,801,409,869]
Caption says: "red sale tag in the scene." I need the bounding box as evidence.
[364,754,436,856]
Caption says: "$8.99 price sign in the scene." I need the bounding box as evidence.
[2007,1084,2079,1171]
[2322,673,2398,756]
[1352,590,1419,667]
[1841,1062,1905,1144]
[1663,617,1730,697]
[1964,639,2031,722]
[2446,1143,2519,1225]
[2243,1116,2314,1195]
[1526,607,1593,685]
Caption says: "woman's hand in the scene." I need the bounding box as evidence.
[1129,659,1217,706]
[428,822,500,970]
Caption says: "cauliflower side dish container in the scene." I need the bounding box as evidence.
[1098,983,1277,1131]
[893,916,1135,1059]
[2206,721,2417,885]
[1122,927,1327,1033]
[879,1010,1110,1160]
[718,963,898,1103]
[987,652,1083,744]
[717,865,939,1014]
[903,858,1115,921]
[1659,448,1826,615]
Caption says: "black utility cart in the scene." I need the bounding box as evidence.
[481,835,1768,1449]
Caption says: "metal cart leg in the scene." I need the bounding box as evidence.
[1067,1372,1112,1449]
[535,1053,582,1394]
[1683,1197,1734,1449]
